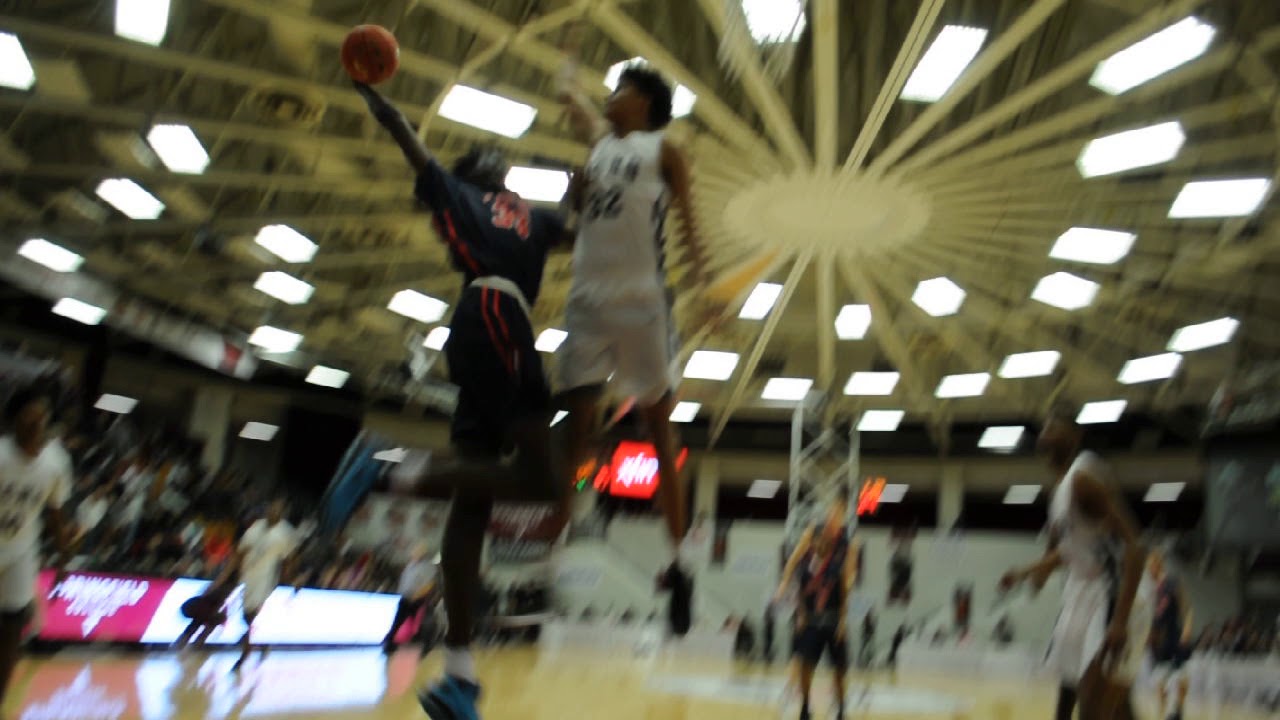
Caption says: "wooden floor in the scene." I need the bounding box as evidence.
[3,644,1271,720]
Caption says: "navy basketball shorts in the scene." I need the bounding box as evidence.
[446,285,551,458]
[797,620,848,670]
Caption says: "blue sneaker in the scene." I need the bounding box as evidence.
[418,676,481,720]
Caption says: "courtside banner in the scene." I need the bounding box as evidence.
[35,571,398,646]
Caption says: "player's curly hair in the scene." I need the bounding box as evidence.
[619,65,674,129]
[452,146,508,193]
[3,382,52,423]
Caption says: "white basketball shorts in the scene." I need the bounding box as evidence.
[0,552,38,613]
[558,299,677,405]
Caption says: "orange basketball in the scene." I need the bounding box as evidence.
[341,24,400,85]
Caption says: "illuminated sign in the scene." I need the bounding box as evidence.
[857,477,887,516]
[594,441,689,499]
[33,570,399,646]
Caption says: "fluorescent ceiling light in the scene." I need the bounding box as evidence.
[306,365,349,389]
[94,394,137,414]
[373,448,408,463]
[1077,400,1126,425]
[551,410,568,427]
[115,0,171,46]
[998,350,1060,379]
[1089,17,1216,95]
[1118,352,1182,385]
[1003,485,1041,505]
[146,124,209,174]
[1050,227,1137,265]
[253,271,314,305]
[248,325,303,354]
[761,377,813,401]
[742,0,806,43]
[739,282,783,320]
[879,484,909,503]
[901,25,988,103]
[684,351,739,381]
[388,290,448,324]
[978,426,1025,450]
[912,277,966,317]
[604,58,696,118]
[1077,122,1185,178]
[505,166,569,203]
[535,328,568,353]
[0,32,36,91]
[18,239,84,273]
[1168,179,1271,219]
[671,85,697,118]
[747,479,782,499]
[423,326,451,351]
[239,422,279,442]
[254,225,317,263]
[844,371,899,396]
[439,85,537,139]
[1144,481,1185,503]
[670,401,701,423]
[857,409,904,432]
[1168,317,1238,352]
[835,304,871,340]
[1031,272,1099,311]
[52,298,106,325]
[935,372,990,399]
[95,178,164,219]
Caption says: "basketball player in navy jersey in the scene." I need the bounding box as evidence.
[559,64,711,636]
[1146,548,1192,720]
[355,82,567,720]
[1001,412,1151,720]
[774,489,858,720]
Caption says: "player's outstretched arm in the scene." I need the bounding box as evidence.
[660,139,710,286]
[1075,471,1145,657]
[774,527,813,602]
[354,82,433,175]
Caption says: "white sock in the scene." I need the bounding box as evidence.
[444,647,477,683]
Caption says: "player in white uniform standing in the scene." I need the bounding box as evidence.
[230,498,297,672]
[559,63,709,636]
[1002,413,1152,720]
[0,385,73,709]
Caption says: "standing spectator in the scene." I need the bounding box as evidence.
[382,543,439,655]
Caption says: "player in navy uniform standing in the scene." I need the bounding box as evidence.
[1147,549,1192,720]
[775,489,859,720]
[355,82,566,720]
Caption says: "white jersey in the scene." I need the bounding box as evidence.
[239,519,296,592]
[0,436,71,564]
[569,130,669,314]
[1046,451,1153,683]
[1049,451,1117,581]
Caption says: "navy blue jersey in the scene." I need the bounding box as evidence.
[799,529,850,626]
[414,160,564,304]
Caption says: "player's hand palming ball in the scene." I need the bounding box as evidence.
[341,24,400,85]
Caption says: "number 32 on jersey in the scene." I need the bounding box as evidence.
[485,192,532,240]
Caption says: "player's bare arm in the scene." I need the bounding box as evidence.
[43,505,73,576]
[354,82,433,175]
[775,527,814,601]
[1073,470,1145,659]
[660,139,709,285]
[838,540,858,638]
[560,88,609,144]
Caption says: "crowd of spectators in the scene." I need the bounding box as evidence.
[1,348,406,595]
[1195,617,1279,658]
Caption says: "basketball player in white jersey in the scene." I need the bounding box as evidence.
[230,498,297,673]
[0,384,73,711]
[1001,412,1152,719]
[559,64,709,635]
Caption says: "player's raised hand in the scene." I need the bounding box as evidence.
[353,81,401,126]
